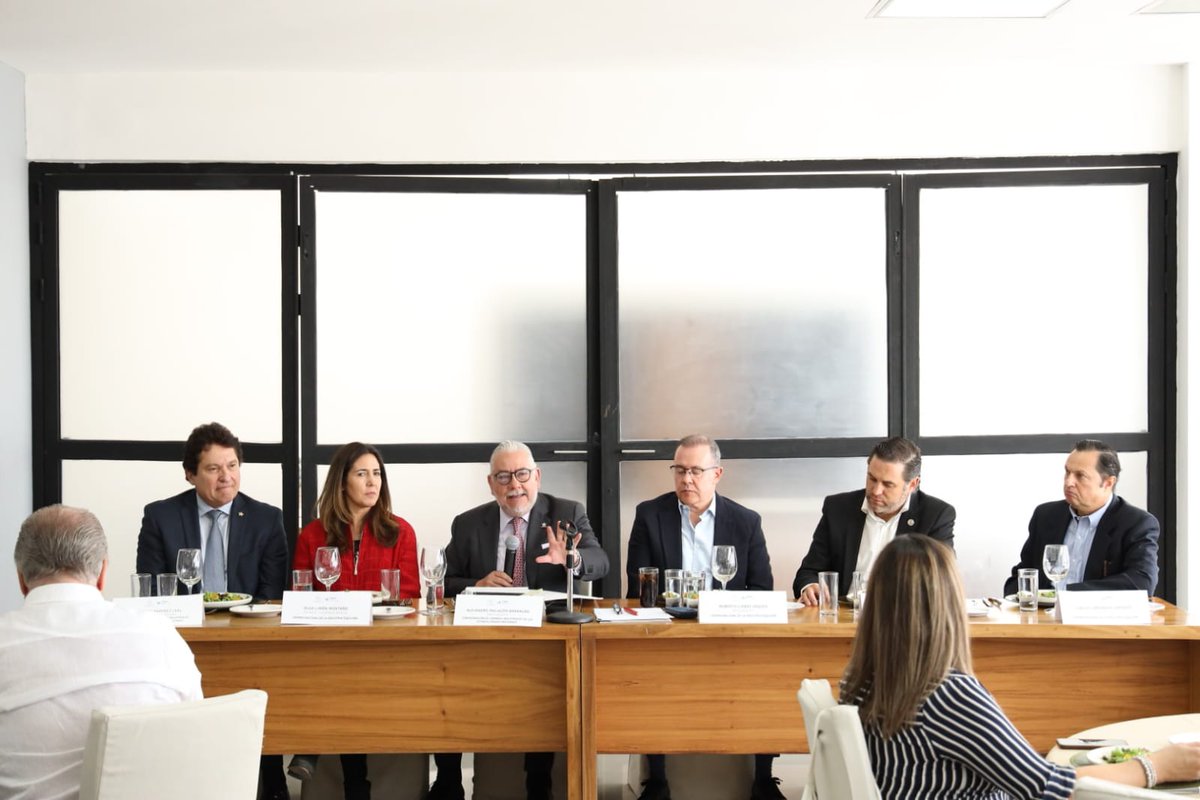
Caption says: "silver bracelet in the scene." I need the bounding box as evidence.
[1133,754,1157,789]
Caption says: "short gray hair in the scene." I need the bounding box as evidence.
[490,440,536,471]
[14,505,108,585]
[677,434,721,465]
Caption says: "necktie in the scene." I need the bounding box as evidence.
[204,509,227,592]
[512,517,527,588]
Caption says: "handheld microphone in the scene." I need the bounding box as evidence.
[503,535,520,578]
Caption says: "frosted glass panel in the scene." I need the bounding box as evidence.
[315,192,586,443]
[922,451,1148,598]
[58,191,283,441]
[316,460,587,558]
[618,188,888,439]
[618,457,867,597]
[61,460,285,599]
[920,184,1148,435]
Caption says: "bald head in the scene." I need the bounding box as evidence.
[14,505,108,592]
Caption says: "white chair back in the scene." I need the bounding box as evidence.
[798,701,881,800]
[1074,775,1186,799]
[78,689,267,800]
[797,679,837,747]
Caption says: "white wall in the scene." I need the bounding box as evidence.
[25,63,1183,162]
[1180,63,1196,610]
[0,61,28,610]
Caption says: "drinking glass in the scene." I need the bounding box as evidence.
[420,546,447,615]
[314,546,342,591]
[292,569,314,591]
[1017,568,1040,612]
[638,567,659,608]
[818,571,839,618]
[131,572,152,597]
[380,568,402,606]
[849,570,867,615]
[683,571,705,608]
[663,569,683,607]
[1043,544,1070,616]
[176,548,201,595]
[711,545,737,591]
[157,573,179,597]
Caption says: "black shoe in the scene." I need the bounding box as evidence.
[286,755,317,782]
[638,778,672,800]
[749,776,787,800]
[428,778,466,800]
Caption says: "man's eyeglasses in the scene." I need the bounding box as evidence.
[492,468,534,485]
[669,465,719,478]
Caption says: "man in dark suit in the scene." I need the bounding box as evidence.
[1003,439,1159,596]
[134,421,290,800]
[136,422,288,599]
[793,436,955,605]
[626,434,780,800]
[433,440,609,800]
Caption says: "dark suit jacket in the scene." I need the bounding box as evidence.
[1002,495,1160,596]
[792,488,956,598]
[625,492,773,597]
[136,489,289,599]
[443,492,609,597]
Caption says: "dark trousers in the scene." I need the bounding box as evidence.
[434,751,554,793]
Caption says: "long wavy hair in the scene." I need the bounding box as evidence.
[841,535,972,738]
[317,442,399,550]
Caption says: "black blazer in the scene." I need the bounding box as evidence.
[443,492,608,597]
[1002,495,1160,596]
[136,489,289,599]
[625,492,774,598]
[792,488,956,598]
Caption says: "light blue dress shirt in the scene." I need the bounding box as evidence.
[1064,493,1113,584]
[679,495,717,591]
[196,496,234,564]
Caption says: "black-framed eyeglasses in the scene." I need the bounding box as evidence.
[669,465,719,478]
[492,468,534,485]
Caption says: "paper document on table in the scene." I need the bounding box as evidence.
[458,586,597,602]
[594,607,671,623]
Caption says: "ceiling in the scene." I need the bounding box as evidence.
[0,0,1197,74]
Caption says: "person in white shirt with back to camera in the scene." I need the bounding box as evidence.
[0,505,203,800]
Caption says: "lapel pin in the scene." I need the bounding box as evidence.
[238,512,244,517]
[906,519,914,526]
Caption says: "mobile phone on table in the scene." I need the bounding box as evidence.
[1055,738,1127,749]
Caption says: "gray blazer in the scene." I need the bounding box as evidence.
[443,492,608,597]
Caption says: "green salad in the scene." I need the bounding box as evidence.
[1103,746,1149,764]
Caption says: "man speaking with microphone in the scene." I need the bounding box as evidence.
[436,440,609,800]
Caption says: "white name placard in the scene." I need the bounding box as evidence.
[699,590,788,624]
[453,594,544,627]
[115,594,205,627]
[1059,590,1151,625]
[281,590,372,626]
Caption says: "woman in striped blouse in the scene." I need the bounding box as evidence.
[840,535,1200,799]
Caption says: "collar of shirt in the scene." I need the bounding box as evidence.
[23,582,104,606]
[859,491,913,524]
[196,496,235,516]
[1070,492,1114,529]
[678,495,718,589]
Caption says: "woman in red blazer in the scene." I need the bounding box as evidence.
[288,441,419,798]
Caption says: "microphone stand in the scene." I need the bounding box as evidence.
[547,525,595,624]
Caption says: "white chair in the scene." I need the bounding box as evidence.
[78,689,267,800]
[799,703,881,800]
[1074,775,1186,799]
[797,678,837,748]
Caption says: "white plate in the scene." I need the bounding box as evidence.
[1004,592,1056,608]
[372,605,415,618]
[1085,745,1150,765]
[229,604,282,618]
[1169,732,1200,744]
[203,593,253,610]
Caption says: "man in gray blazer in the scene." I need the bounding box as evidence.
[433,440,608,800]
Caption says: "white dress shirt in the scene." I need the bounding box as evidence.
[0,582,203,800]
[854,493,913,578]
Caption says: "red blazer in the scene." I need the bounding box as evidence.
[293,514,420,598]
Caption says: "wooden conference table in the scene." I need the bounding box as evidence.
[180,600,1200,800]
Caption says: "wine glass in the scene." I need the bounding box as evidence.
[420,546,447,616]
[711,545,737,591]
[176,548,201,595]
[314,546,342,591]
[1042,544,1070,616]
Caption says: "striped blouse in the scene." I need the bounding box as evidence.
[841,671,1076,800]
